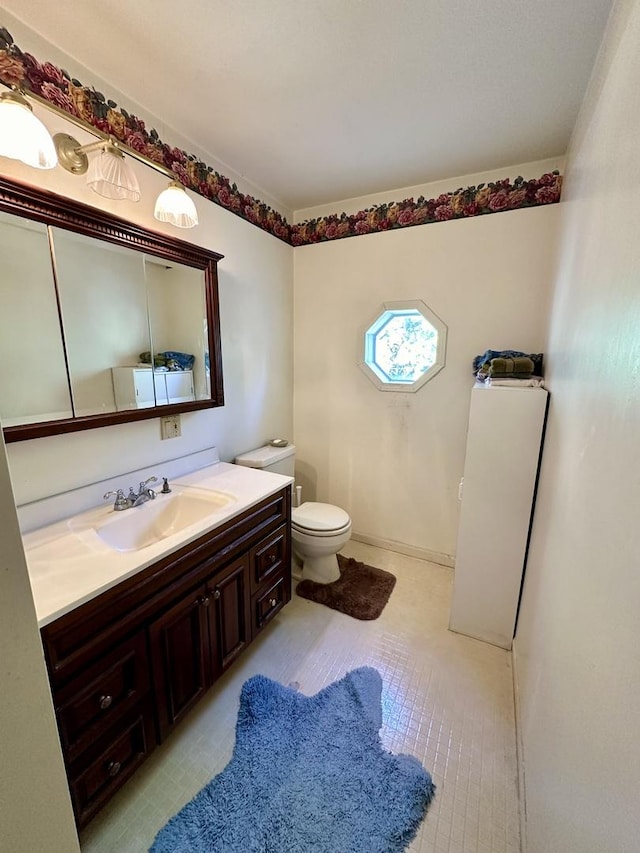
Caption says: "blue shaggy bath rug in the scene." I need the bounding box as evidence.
[150,667,435,852]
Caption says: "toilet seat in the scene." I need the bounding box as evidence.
[292,502,351,536]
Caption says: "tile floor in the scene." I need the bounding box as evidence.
[80,541,521,853]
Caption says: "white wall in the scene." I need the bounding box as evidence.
[293,169,559,563]
[513,2,640,851]
[1,98,293,506]
[0,430,80,852]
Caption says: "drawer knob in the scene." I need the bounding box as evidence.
[98,694,113,710]
[198,595,210,608]
[269,554,277,563]
[106,760,121,778]
[213,589,221,600]
[270,598,277,608]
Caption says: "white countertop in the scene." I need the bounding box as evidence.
[23,462,292,628]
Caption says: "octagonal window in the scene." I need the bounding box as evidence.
[359,300,447,392]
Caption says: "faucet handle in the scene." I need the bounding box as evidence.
[104,489,123,499]
[104,489,128,511]
[138,476,157,500]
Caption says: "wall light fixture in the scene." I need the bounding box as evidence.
[0,89,57,169]
[0,84,199,229]
[154,180,199,229]
[55,133,141,202]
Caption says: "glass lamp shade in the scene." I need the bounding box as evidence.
[86,147,141,201]
[154,181,199,228]
[0,92,57,169]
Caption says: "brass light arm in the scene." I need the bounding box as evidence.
[55,133,126,176]
[0,81,176,181]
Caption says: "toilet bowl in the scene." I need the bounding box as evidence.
[233,444,352,584]
[292,502,352,584]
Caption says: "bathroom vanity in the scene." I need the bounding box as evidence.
[23,462,292,828]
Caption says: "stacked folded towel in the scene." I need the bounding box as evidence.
[473,349,543,375]
[473,349,544,387]
[477,356,534,380]
[139,350,195,371]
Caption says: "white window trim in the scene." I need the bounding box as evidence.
[358,299,447,393]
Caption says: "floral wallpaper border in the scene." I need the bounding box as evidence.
[0,26,562,247]
[290,172,561,245]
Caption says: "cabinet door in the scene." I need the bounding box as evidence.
[450,387,548,649]
[153,372,169,405]
[149,585,211,740]
[112,367,155,410]
[206,556,251,674]
[165,370,195,403]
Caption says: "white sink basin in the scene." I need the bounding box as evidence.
[85,489,235,552]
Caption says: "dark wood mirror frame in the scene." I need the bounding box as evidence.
[0,176,224,443]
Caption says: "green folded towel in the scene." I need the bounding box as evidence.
[488,356,534,376]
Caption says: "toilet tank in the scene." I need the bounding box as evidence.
[234,443,295,477]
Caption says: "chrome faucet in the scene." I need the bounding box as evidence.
[104,476,159,511]
[129,476,158,507]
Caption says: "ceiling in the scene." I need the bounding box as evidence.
[3,0,613,212]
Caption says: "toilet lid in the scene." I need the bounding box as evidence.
[292,502,350,533]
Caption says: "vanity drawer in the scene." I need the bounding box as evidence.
[69,707,155,829]
[253,574,287,634]
[250,524,288,593]
[54,631,150,761]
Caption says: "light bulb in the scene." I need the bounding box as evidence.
[0,90,57,169]
[154,181,198,228]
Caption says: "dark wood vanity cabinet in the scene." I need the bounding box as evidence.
[40,486,291,827]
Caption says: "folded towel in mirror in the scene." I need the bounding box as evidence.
[139,351,195,370]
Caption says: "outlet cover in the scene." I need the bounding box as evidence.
[161,415,181,440]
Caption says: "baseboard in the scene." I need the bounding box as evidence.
[511,640,527,853]
[350,532,454,568]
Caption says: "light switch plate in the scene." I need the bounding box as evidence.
[161,415,181,439]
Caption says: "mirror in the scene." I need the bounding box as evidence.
[143,251,211,406]
[0,176,224,442]
[53,228,154,418]
[0,212,73,426]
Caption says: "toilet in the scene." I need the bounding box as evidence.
[234,443,352,584]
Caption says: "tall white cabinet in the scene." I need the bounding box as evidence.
[449,385,549,649]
